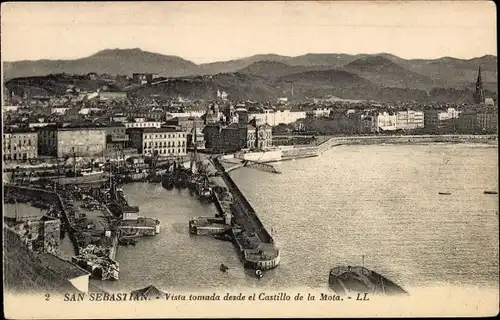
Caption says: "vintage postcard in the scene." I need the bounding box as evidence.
[2,1,498,318]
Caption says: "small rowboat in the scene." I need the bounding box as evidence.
[220,264,229,272]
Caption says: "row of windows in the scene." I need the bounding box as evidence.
[145,133,186,139]
[144,148,186,155]
[3,139,34,146]
[144,141,185,148]
[125,123,160,128]
[4,152,37,160]
[4,145,37,151]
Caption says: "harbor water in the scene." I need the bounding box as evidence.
[5,143,499,293]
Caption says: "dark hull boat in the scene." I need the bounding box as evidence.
[329,266,407,296]
[484,191,498,195]
[161,173,174,190]
[438,192,451,195]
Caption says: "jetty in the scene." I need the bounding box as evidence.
[190,157,280,271]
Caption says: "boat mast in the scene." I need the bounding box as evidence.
[72,147,77,177]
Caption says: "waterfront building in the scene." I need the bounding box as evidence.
[127,127,188,156]
[395,110,425,130]
[424,108,462,131]
[360,113,378,134]
[3,129,38,161]
[375,111,398,131]
[4,215,60,256]
[424,110,441,130]
[203,116,272,152]
[247,109,307,126]
[123,118,162,129]
[456,111,478,133]
[37,125,107,158]
[476,112,498,133]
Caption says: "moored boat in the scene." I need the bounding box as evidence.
[329,265,407,296]
[220,263,229,272]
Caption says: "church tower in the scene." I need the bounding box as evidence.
[473,66,485,105]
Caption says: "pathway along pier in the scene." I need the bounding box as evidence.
[210,157,280,271]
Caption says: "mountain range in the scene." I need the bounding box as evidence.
[3,48,497,103]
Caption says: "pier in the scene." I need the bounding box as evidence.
[205,158,280,271]
[222,159,281,174]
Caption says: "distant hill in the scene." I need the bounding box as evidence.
[199,54,291,75]
[340,56,435,90]
[3,48,497,103]
[382,54,498,86]
[6,49,495,88]
[238,61,333,78]
[3,48,200,79]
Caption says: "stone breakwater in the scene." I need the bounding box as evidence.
[279,134,498,160]
[211,158,280,271]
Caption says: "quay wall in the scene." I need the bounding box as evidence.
[213,158,273,245]
[58,174,108,185]
[212,191,226,217]
[277,134,498,160]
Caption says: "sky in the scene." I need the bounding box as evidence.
[1,1,497,63]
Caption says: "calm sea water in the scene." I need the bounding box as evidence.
[5,144,499,293]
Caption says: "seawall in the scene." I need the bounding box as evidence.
[212,158,280,270]
[278,134,498,160]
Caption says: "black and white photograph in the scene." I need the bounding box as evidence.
[2,1,498,318]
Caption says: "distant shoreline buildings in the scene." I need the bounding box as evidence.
[2,66,497,163]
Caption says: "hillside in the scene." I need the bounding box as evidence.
[3,48,200,80]
[4,73,128,97]
[129,73,281,102]
[199,54,291,75]
[129,69,437,102]
[238,61,333,78]
[340,56,435,90]
[384,54,498,85]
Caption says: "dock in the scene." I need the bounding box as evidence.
[190,158,280,271]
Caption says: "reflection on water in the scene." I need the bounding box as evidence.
[4,144,499,293]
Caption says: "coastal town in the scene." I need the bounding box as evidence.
[3,63,497,296]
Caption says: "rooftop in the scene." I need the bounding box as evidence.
[38,253,90,279]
